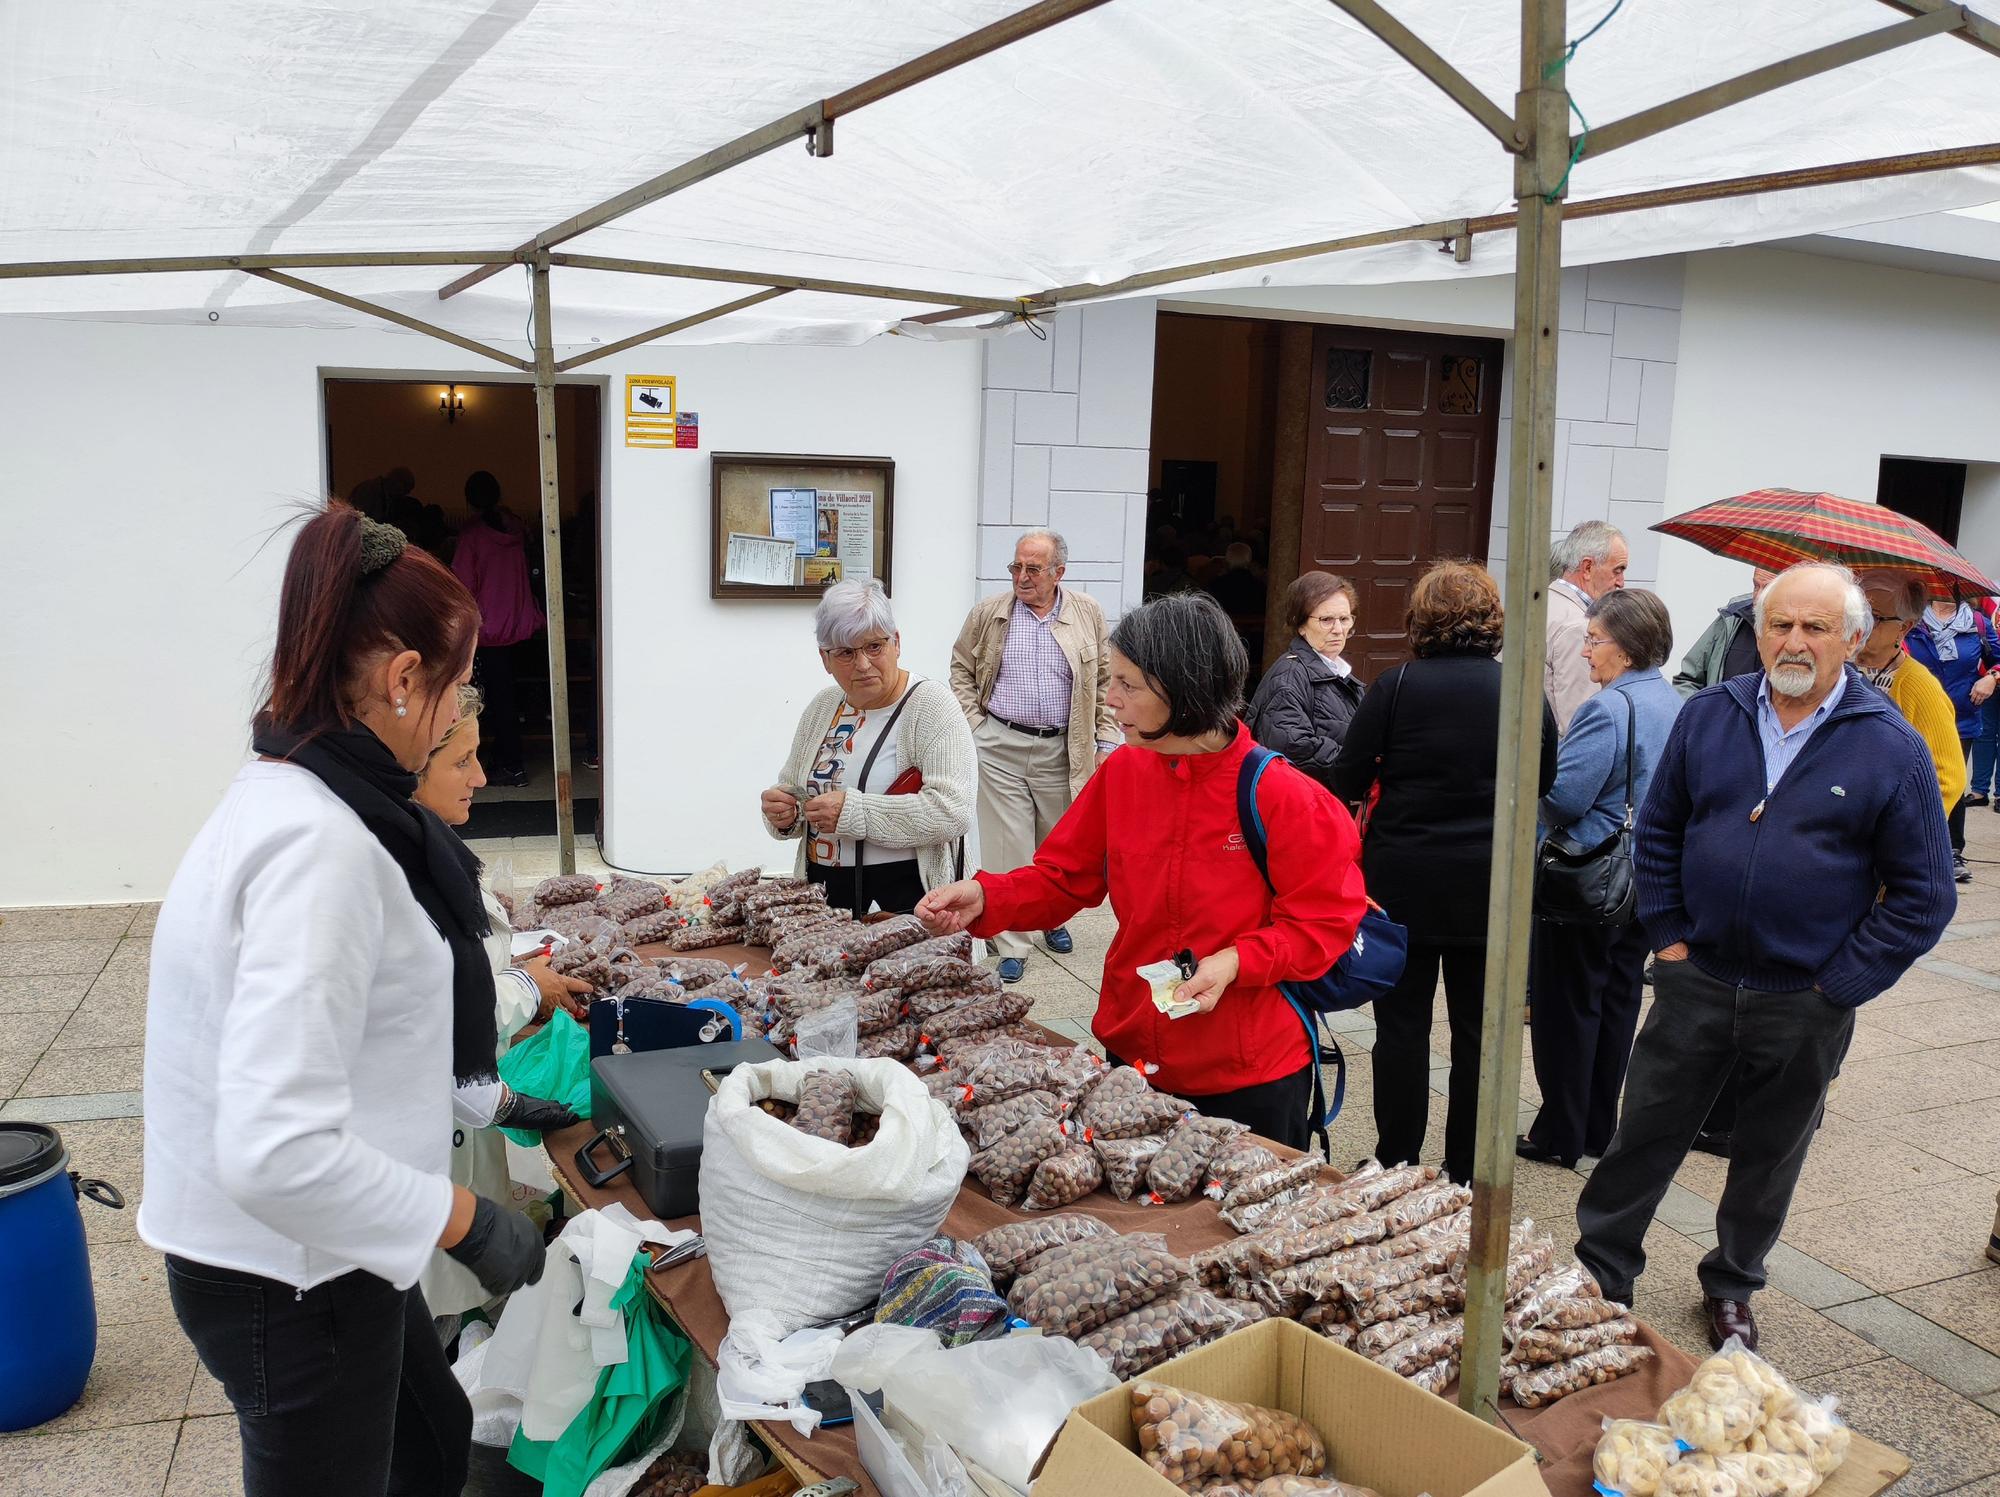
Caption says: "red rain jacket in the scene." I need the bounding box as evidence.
[971,722,1367,1097]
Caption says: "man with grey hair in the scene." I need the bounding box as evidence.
[1575,562,1953,1353]
[1547,520,1628,734]
[950,529,1119,981]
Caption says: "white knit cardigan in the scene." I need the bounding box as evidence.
[765,677,976,893]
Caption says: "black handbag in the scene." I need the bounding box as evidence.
[1534,690,1638,927]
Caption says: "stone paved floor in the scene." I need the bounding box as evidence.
[4,828,1998,1496]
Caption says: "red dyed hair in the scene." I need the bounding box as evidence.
[261,502,481,736]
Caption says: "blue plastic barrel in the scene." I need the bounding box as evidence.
[0,1123,123,1431]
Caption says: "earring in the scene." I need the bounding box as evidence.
[394,698,408,719]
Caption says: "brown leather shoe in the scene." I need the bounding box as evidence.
[1704,1295,1758,1352]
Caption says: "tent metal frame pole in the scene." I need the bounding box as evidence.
[1583,6,1970,158]
[553,288,792,371]
[998,141,2000,316]
[436,0,1113,302]
[246,270,531,369]
[0,251,513,279]
[1875,0,2000,58]
[529,256,579,873]
[1459,0,1567,1426]
[544,251,1025,313]
[1325,0,1523,150]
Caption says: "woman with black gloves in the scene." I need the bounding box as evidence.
[140,502,548,1497]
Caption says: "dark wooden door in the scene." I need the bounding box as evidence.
[1300,325,1504,679]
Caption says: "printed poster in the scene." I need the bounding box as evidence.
[724,532,797,588]
[819,489,876,582]
[769,487,819,557]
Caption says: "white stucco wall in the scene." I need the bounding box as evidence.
[0,317,979,905]
[1005,257,1691,609]
[978,300,1159,617]
[1656,248,2000,661]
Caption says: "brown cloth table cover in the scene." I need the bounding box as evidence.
[545,942,1897,1496]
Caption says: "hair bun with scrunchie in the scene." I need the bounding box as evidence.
[357,517,408,576]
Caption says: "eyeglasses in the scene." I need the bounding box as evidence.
[825,639,891,665]
[1007,562,1053,578]
[1870,612,1902,628]
[1583,633,1616,650]
[1312,614,1354,630]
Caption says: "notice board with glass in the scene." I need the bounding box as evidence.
[710,452,895,600]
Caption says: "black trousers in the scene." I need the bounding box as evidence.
[1574,959,1854,1303]
[1949,736,1973,852]
[1527,916,1651,1160]
[807,857,925,917]
[1371,938,1486,1183]
[1106,1051,1315,1151]
[473,643,524,773]
[167,1257,471,1497]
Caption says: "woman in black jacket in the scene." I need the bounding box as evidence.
[1333,561,1556,1183]
[1246,572,1365,790]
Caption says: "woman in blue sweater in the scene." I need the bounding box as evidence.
[1518,589,1683,1168]
[1904,597,1999,883]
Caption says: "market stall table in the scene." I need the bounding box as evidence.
[547,942,1908,1497]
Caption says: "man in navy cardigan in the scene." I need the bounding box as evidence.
[1576,563,1954,1352]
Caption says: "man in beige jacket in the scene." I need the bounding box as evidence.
[950,529,1120,981]
[1546,520,1628,735]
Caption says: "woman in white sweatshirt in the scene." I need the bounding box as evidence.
[141,503,546,1497]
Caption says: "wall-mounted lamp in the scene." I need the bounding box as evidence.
[440,384,465,424]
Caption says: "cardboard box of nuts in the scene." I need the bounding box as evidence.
[1034,1318,1551,1497]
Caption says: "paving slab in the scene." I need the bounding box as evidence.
[18,1316,198,1435]
[1893,1269,2000,1358]
[0,906,139,943]
[21,1044,145,1098]
[0,1090,147,1123]
[1824,1295,2000,1398]
[7,938,121,976]
[162,1415,242,1497]
[1783,1175,2000,1293]
[1883,1100,2000,1175]
[0,973,96,1015]
[1825,1047,2000,1122]
[1801,1357,2000,1496]
[0,1420,181,1497]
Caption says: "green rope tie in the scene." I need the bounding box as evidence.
[1539,0,1624,203]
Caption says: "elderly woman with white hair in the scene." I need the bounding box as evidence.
[761,580,976,915]
[1852,567,1967,821]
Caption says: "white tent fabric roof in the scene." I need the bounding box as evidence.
[5,0,1998,347]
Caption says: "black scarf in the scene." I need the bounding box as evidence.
[253,718,497,1084]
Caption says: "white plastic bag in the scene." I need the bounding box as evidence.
[853,1391,973,1497]
[701,1058,968,1334]
[793,997,859,1059]
[832,1325,1117,1491]
[714,1309,845,1434]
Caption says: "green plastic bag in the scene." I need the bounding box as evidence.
[507,1253,693,1497]
[496,1009,592,1146]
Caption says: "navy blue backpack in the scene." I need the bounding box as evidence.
[1236,745,1410,1145]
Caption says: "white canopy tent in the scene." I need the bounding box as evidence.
[8,0,1998,1424]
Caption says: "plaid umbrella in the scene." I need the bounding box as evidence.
[1652,488,2000,598]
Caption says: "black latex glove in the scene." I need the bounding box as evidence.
[493,1086,581,1134]
[445,1196,546,1298]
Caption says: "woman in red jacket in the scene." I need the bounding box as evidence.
[917,592,1367,1147]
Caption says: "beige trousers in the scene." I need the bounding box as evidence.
[974,715,1076,960]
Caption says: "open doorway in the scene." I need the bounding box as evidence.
[1878,455,1968,545]
[324,377,603,839]
[1145,311,1503,685]
[1144,313,1283,674]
